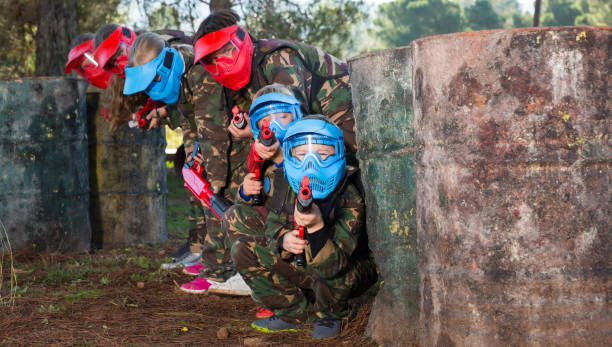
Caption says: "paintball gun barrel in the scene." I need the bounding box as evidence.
[232,105,247,129]
[295,176,312,267]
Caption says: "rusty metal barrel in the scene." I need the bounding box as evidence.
[0,78,91,253]
[87,91,167,248]
[414,27,611,345]
[349,47,419,346]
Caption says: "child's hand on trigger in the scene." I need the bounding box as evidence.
[282,230,308,255]
[242,173,263,196]
[254,139,282,162]
[294,204,324,233]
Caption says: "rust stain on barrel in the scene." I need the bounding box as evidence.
[413,26,611,346]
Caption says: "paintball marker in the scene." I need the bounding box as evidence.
[129,98,165,129]
[232,105,247,129]
[246,141,265,205]
[182,142,231,220]
[295,176,312,267]
[258,118,277,146]
[245,118,278,205]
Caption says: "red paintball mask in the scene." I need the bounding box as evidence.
[65,39,112,89]
[94,26,136,78]
[194,25,253,91]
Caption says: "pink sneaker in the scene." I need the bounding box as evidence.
[179,277,215,294]
[183,262,205,276]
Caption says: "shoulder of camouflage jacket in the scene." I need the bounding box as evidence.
[256,39,348,78]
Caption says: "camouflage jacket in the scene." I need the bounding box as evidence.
[239,165,369,280]
[182,46,250,191]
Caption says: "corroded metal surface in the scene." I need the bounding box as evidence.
[413,26,611,346]
[87,92,168,247]
[0,78,91,252]
[349,47,418,346]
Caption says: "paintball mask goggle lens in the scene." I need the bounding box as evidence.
[285,134,343,167]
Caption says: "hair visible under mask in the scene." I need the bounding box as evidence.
[194,9,240,43]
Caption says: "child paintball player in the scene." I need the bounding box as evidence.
[122,32,251,293]
[195,83,304,308]
[222,115,377,339]
[64,33,112,89]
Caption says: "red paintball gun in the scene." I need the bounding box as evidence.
[295,176,312,267]
[129,98,165,129]
[245,119,278,205]
[182,142,231,220]
[231,105,247,129]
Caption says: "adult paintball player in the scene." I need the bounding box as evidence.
[223,115,376,339]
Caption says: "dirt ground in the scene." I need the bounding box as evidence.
[0,242,377,346]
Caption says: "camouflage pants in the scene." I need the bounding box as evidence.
[188,196,207,253]
[224,204,377,324]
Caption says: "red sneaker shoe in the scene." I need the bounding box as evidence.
[183,262,205,276]
[256,306,274,318]
[179,277,216,294]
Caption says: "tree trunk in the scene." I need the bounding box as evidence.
[35,0,79,76]
[533,0,542,26]
[209,0,232,12]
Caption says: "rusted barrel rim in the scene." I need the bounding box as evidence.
[347,45,411,64]
[412,25,611,46]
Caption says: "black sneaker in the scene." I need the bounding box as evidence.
[251,315,300,333]
[312,318,340,339]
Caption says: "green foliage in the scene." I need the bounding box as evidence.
[511,11,533,27]
[148,3,181,30]
[466,0,503,30]
[44,263,91,285]
[0,0,123,79]
[133,255,151,269]
[241,0,366,58]
[39,304,63,313]
[540,0,611,26]
[573,0,611,25]
[64,289,104,302]
[541,0,583,26]
[372,0,464,48]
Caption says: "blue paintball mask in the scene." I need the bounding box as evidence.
[283,116,345,199]
[249,92,303,142]
[123,47,184,104]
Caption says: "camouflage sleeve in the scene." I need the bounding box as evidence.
[179,113,198,156]
[306,183,364,279]
[260,49,310,104]
[191,71,230,190]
